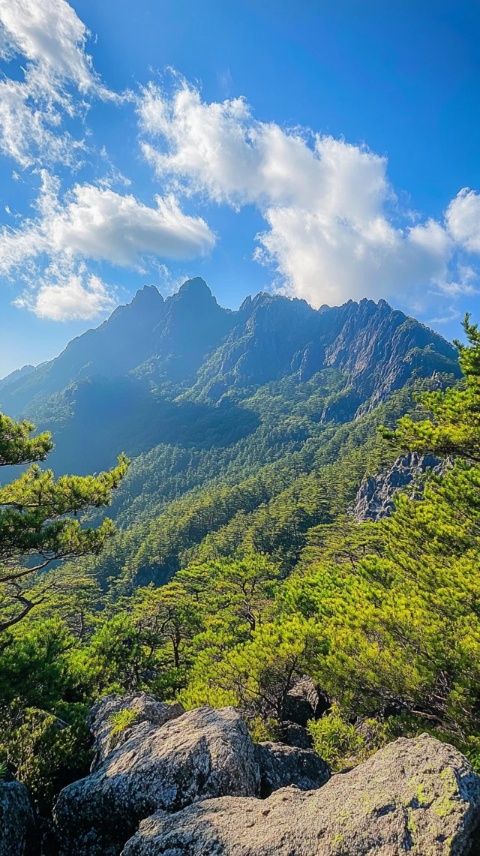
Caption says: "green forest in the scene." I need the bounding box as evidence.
[1,314,479,826]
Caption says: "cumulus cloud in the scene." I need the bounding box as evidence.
[15,270,115,321]
[139,80,476,308]
[0,0,115,167]
[46,186,215,264]
[0,0,97,91]
[0,175,214,271]
[446,189,480,254]
[1,172,214,320]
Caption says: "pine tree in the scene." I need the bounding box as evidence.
[0,413,128,630]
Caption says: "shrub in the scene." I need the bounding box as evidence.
[308,705,389,771]
[0,703,90,812]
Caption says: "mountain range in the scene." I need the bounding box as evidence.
[0,277,465,609]
[0,278,459,479]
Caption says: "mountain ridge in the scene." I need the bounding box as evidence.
[1,280,458,408]
[0,280,460,480]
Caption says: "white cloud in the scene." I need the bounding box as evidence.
[15,270,115,320]
[0,176,215,274]
[45,186,215,265]
[446,188,480,254]
[428,305,462,325]
[0,0,96,91]
[0,0,115,167]
[139,80,476,308]
[0,172,215,320]
[0,76,86,168]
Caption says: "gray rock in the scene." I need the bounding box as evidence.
[88,693,184,767]
[122,734,480,856]
[282,675,328,726]
[256,741,330,796]
[0,780,36,856]
[353,452,444,522]
[53,706,260,856]
[279,720,313,749]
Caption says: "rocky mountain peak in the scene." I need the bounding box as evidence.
[130,285,164,312]
[173,277,216,307]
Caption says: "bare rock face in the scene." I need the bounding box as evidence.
[88,693,184,768]
[122,734,480,856]
[53,706,260,856]
[0,781,36,856]
[256,741,330,797]
[353,452,443,522]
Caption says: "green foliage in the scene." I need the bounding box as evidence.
[386,315,479,463]
[69,614,154,696]
[0,619,74,710]
[0,413,52,466]
[308,706,389,771]
[109,708,139,740]
[0,317,477,818]
[0,413,127,811]
[0,703,90,811]
[0,411,127,631]
[181,616,323,721]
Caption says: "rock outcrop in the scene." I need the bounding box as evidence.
[88,692,184,767]
[122,734,480,856]
[256,741,330,796]
[54,706,261,856]
[282,675,329,726]
[353,452,443,521]
[0,780,36,856]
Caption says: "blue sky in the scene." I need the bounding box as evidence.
[1,0,480,377]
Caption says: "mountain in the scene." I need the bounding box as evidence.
[0,280,459,483]
[1,278,458,421]
[0,277,461,586]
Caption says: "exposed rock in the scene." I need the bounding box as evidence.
[353,452,443,522]
[0,780,36,856]
[88,693,184,768]
[278,720,313,749]
[282,675,329,726]
[53,706,260,856]
[122,734,480,856]
[256,741,330,797]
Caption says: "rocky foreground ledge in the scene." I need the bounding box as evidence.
[2,693,480,855]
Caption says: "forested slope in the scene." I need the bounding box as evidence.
[2,283,475,837]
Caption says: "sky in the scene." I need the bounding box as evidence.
[1,0,480,377]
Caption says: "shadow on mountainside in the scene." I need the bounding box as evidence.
[32,376,260,476]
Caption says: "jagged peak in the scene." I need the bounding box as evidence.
[239,291,312,317]
[130,285,164,308]
[174,277,214,302]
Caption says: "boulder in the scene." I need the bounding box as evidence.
[88,693,184,767]
[53,706,260,856]
[0,780,36,856]
[256,741,330,796]
[278,720,313,749]
[282,675,328,726]
[122,734,480,855]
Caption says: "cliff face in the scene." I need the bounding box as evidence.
[191,293,458,405]
[352,452,444,522]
